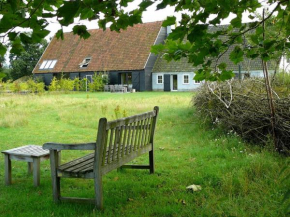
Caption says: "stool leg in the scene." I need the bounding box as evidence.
[4,154,12,185]
[28,162,33,174]
[33,158,40,186]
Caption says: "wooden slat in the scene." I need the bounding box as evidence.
[130,122,136,153]
[58,153,94,171]
[101,130,109,166]
[133,120,140,151]
[65,158,95,172]
[107,128,114,164]
[121,125,128,157]
[125,122,132,156]
[106,111,156,130]
[101,144,152,175]
[43,143,96,150]
[118,126,124,160]
[112,128,119,162]
[140,118,148,148]
[120,165,151,169]
[60,197,95,204]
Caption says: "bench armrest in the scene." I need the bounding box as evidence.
[43,142,96,150]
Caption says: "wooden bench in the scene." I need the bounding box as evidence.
[43,106,159,209]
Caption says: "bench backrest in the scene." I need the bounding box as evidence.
[95,106,159,174]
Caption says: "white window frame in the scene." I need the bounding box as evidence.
[39,59,57,70]
[80,57,91,68]
[194,79,201,84]
[157,75,163,84]
[183,74,190,84]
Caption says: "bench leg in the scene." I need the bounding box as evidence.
[149,150,154,174]
[4,154,12,185]
[50,150,61,202]
[28,162,33,174]
[33,158,40,186]
[94,174,103,210]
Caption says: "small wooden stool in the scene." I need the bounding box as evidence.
[2,145,50,186]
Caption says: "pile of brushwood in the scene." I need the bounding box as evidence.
[194,75,290,154]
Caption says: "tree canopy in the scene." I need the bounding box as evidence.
[0,0,289,81]
[9,38,48,80]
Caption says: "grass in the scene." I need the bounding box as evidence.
[0,91,289,217]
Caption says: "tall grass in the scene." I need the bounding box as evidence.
[0,92,288,217]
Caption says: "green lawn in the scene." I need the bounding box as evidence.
[0,92,288,217]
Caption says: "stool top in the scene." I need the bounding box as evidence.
[2,145,49,157]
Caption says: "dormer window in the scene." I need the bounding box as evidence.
[39,59,57,69]
[80,57,91,68]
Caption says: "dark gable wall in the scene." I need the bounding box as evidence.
[144,27,167,91]
[109,70,144,91]
[34,73,53,86]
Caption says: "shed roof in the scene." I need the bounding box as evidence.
[33,21,163,74]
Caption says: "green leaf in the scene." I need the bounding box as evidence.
[218,62,227,70]
[263,39,276,50]
[73,25,91,39]
[8,32,18,41]
[57,1,80,26]
[0,43,7,57]
[139,0,154,10]
[20,33,32,44]
[230,16,242,28]
[229,46,244,64]
[55,29,64,40]
[219,70,235,81]
[162,16,176,27]
[31,29,50,43]
[11,39,24,55]
[80,8,95,20]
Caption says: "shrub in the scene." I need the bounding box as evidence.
[74,77,80,91]
[194,77,290,154]
[27,78,38,93]
[49,77,59,91]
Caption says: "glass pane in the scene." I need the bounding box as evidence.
[44,60,52,69]
[39,61,47,69]
[49,60,57,69]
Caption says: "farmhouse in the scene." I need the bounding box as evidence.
[152,53,278,91]
[33,21,168,91]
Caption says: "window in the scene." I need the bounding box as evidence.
[157,75,163,84]
[80,57,91,68]
[39,60,57,69]
[194,80,201,84]
[183,75,189,84]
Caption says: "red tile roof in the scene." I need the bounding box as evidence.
[33,21,163,74]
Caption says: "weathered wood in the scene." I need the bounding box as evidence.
[33,158,40,186]
[94,118,107,210]
[4,154,11,185]
[120,165,151,169]
[28,162,33,174]
[58,153,94,171]
[43,107,159,209]
[2,145,49,157]
[106,111,156,130]
[49,150,60,202]
[60,197,95,204]
[43,143,96,150]
[2,145,49,186]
